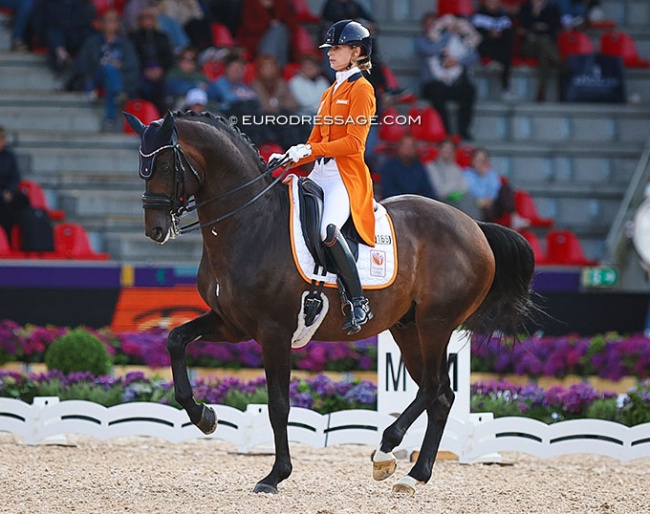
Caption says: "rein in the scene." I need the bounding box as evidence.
[141,139,292,235]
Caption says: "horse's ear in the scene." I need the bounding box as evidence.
[122,112,146,135]
[157,111,175,142]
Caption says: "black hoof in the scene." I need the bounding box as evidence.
[196,405,218,435]
[253,483,278,494]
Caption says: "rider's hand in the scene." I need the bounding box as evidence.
[268,152,285,164]
[286,144,312,163]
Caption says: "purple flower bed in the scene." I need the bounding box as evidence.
[2,320,650,380]
[0,370,377,415]
[471,332,650,381]
[2,369,649,425]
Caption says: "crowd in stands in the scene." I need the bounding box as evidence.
[0,0,642,261]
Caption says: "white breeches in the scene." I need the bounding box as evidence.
[308,158,351,241]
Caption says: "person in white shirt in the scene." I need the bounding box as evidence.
[288,53,331,117]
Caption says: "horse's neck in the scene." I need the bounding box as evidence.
[195,166,289,264]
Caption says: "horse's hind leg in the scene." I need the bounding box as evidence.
[393,357,454,494]
[167,311,224,434]
[372,323,426,481]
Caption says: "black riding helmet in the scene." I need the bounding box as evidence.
[319,19,372,59]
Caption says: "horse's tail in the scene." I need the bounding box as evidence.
[463,222,536,339]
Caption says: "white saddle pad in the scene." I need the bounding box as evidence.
[285,174,397,289]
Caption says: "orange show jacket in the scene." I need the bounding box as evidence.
[295,71,377,247]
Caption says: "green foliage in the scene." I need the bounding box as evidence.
[44,329,112,376]
[586,398,619,422]
[223,388,269,411]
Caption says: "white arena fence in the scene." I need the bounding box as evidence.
[1,397,649,463]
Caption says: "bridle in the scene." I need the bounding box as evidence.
[140,132,292,235]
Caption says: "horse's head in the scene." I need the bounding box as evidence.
[123,111,202,243]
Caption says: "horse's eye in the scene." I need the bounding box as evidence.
[161,163,172,174]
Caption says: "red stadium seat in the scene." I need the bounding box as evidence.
[558,30,595,61]
[514,190,555,228]
[123,99,161,134]
[408,106,447,143]
[378,107,407,142]
[258,142,284,162]
[455,145,475,168]
[292,0,320,23]
[92,0,125,15]
[292,26,317,57]
[519,229,547,265]
[437,0,475,17]
[242,61,257,84]
[546,229,597,266]
[211,22,235,47]
[418,145,439,163]
[54,223,110,260]
[600,30,650,68]
[0,228,25,259]
[202,59,224,81]
[18,180,65,221]
[283,62,302,80]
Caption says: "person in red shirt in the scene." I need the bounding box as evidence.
[270,20,376,334]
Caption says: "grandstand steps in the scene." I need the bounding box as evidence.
[20,147,137,174]
[390,61,650,104]
[0,103,101,132]
[104,232,203,263]
[0,51,61,91]
[472,102,650,144]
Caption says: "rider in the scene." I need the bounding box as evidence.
[271,19,376,334]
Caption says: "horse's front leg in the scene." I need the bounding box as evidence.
[167,311,224,434]
[253,332,293,494]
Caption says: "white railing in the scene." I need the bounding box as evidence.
[2,397,649,463]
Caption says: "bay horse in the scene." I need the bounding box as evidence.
[123,110,535,495]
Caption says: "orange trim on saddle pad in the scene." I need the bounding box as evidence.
[285,175,398,290]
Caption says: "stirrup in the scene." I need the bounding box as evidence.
[341,297,373,335]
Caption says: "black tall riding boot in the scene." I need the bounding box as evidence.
[324,224,373,334]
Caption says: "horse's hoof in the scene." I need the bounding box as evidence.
[371,450,397,481]
[392,475,420,495]
[196,405,218,435]
[253,483,278,494]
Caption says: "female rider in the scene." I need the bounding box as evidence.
[271,19,376,334]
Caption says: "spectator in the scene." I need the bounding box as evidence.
[288,53,330,117]
[425,137,479,218]
[237,0,297,67]
[208,53,268,144]
[33,0,96,73]
[124,0,191,53]
[160,0,213,51]
[321,0,375,31]
[130,7,175,114]
[181,87,209,112]
[165,47,209,105]
[416,12,481,141]
[554,0,603,29]
[464,147,526,228]
[0,126,26,243]
[0,0,35,52]
[379,135,436,200]
[250,54,305,148]
[518,0,562,102]
[472,0,516,102]
[71,10,140,132]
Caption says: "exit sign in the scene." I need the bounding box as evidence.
[582,267,619,287]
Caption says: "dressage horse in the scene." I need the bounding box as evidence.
[124,110,535,494]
